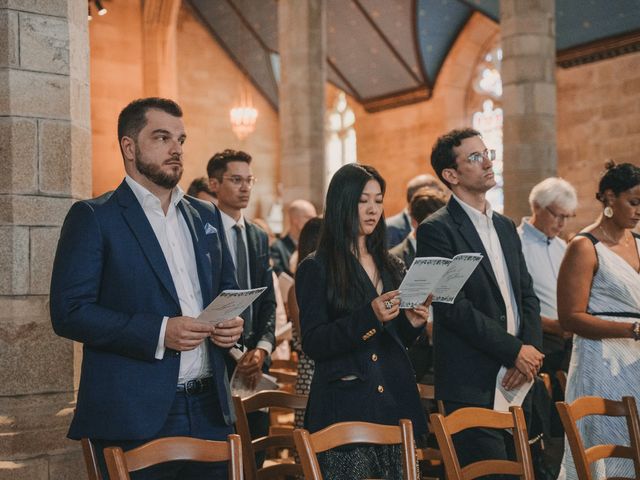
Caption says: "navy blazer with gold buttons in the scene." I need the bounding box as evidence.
[296,252,427,437]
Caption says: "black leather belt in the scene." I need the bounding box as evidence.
[176,377,213,395]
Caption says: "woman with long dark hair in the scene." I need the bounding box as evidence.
[296,163,430,479]
[557,161,640,480]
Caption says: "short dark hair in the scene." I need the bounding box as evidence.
[117,97,182,144]
[187,177,216,198]
[596,160,640,203]
[430,128,481,188]
[409,187,447,224]
[206,149,252,180]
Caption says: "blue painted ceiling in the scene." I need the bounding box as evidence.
[188,0,640,110]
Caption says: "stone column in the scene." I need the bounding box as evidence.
[0,0,91,478]
[500,0,556,220]
[278,0,326,209]
[142,0,181,98]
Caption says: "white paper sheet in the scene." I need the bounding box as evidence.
[197,288,267,325]
[230,369,280,399]
[493,366,534,412]
[399,253,483,307]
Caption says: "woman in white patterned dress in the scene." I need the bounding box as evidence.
[557,161,640,480]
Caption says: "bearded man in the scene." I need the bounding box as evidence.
[50,98,243,479]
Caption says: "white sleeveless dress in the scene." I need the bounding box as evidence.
[558,234,640,480]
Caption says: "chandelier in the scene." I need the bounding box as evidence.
[229,82,258,141]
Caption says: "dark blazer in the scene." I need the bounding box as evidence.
[416,197,542,407]
[386,210,411,248]
[296,252,427,437]
[389,236,416,269]
[50,180,238,440]
[269,234,296,276]
[226,219,276,374]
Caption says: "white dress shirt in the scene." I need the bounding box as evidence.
[220,210,273,354]
[125,176,211,383]
[453,194,521,335]
[517,218,566,319]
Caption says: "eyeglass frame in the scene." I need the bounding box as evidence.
[466,149,496,164]
[545,205,575,222]
[221,175,257,187]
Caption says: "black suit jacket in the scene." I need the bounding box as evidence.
[389,236,416,269]
[225,219,276,377]
[386,210,411,248]
[416,197,542,407]
[269,234,296,276]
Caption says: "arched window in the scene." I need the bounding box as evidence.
[326,91,357,184]
[467,43,503,212]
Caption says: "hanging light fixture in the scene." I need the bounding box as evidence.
[229,81,259,141]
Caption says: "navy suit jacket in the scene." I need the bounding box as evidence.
[50,180,238,440]
[416,197,542,407]
[385,210,411,248]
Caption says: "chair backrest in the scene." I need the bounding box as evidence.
[81,438,102,480]
[539,373,553,397]
[233,390,308,480]
[430,406,534,480]
[103,435,243,480]
[293,419,418,480]
[556,395,640,480]
[556,370,567,394]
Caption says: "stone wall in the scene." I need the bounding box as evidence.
[557,50,640,235]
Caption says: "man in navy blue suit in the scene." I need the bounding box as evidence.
[50,98,244,479]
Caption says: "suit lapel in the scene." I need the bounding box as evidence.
[245,221,259,287]
[448,198,500,290]
[116,182,180,308]
[178,200,214,306]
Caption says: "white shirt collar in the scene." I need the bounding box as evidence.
[219,209,245,231]
[125,175,184,211]
[519,217,553,244]
[452,193,493,225]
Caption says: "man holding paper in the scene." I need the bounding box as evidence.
[208,149,277,464]
[50,98,243,479]
[417,128,543,472]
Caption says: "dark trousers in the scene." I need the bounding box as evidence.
[92,388,233,480]
[442,401,517,480]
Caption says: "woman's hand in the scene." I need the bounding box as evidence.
[405,294,433,328]
[371,290,401,323]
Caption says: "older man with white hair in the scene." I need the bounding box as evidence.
[519,177,577,375]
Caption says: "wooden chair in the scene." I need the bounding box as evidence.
[415,383,444,479]
[233,390,308,480]
[429,406,535,480]
[556,370,567,394]
[556,395,640,480]
[539,372,553,397]
[81,438,102,480]
[293,419,418,480]
[104,435,243,480]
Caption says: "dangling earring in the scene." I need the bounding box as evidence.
[604,206,613,218]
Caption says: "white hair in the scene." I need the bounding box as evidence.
[528,177,578,211]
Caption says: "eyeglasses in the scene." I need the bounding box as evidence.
[545,206,575,222]
[467,149,496,164]
[222,175,257,187]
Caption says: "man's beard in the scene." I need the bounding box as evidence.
[134,145,182,189]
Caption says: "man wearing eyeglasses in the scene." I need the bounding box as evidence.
[417,128,543,472]
[518,178,577,468]
[207,149,276,464]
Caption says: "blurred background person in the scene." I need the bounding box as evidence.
[557,161,640,480]
[187,176,217,205]
[270,199,317,277]
[386,173,445,248]
[390,187,447,384]
[286,217,323,429]
[296,163,430,479]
